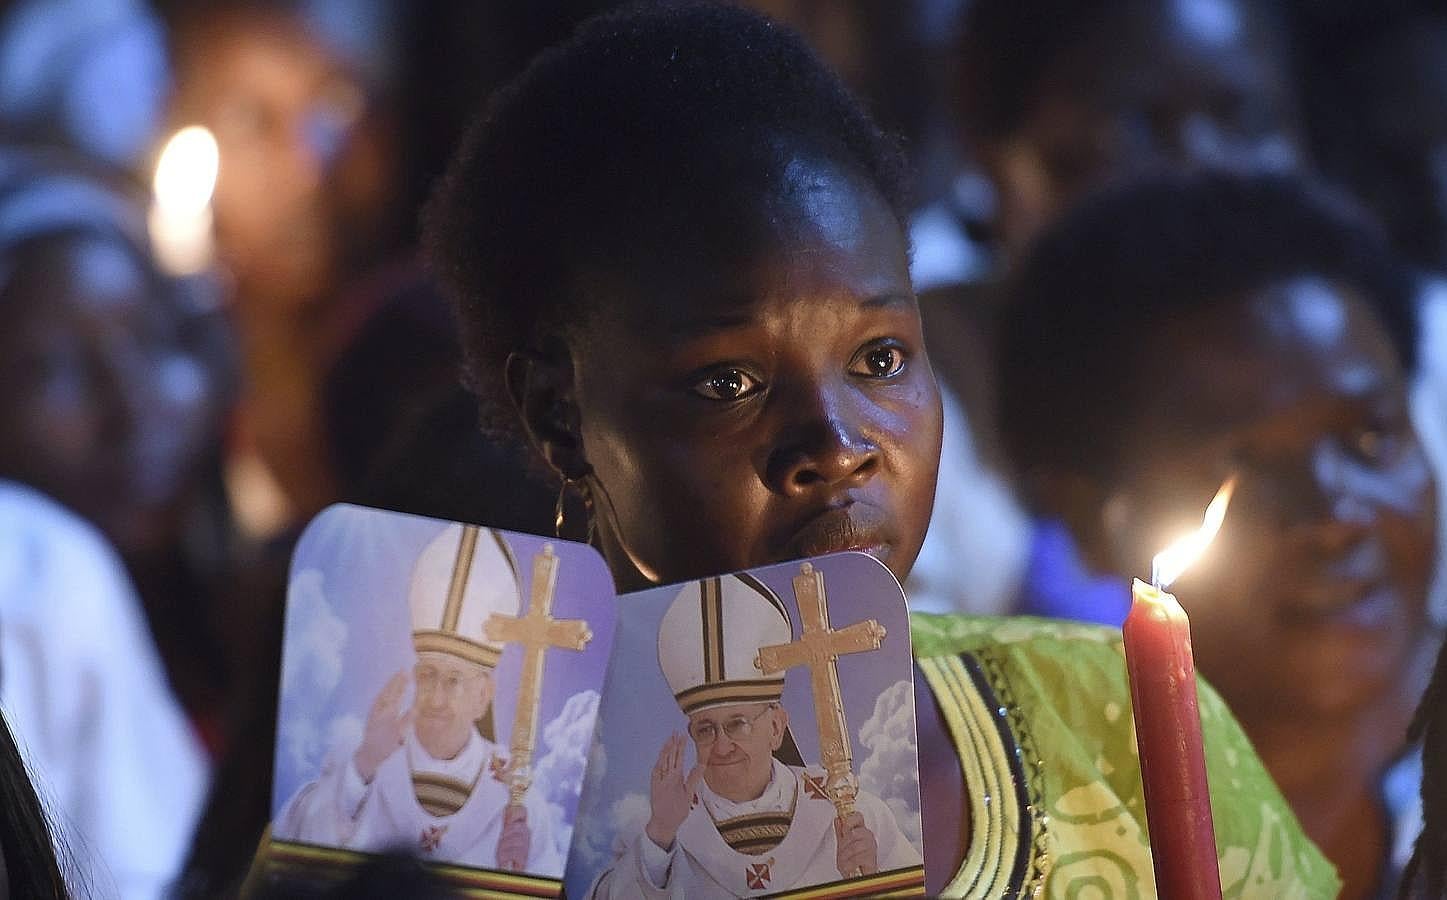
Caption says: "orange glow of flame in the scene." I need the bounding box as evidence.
[1152,478,1237,589]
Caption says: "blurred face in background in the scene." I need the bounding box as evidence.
[1090,277,1435,730]
[0,233,216,556]
[168,9,396,313]
[985,0,1301,256]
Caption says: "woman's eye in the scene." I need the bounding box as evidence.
[1348,426,1403,466]
[850,345,905,378]
[692,368,760,401]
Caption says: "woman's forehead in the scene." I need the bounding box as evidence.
[1127,277,1404,436]
[579,161,910,336]
[1190,277,1399,369]
[770,156,894,253]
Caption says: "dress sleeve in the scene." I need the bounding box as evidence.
[0,493,210,900]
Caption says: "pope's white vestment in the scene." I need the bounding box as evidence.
[587,758,920,898]
[275,728,563,875]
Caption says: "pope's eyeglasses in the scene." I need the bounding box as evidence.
[414,664,483,697]
[687,705,775,745]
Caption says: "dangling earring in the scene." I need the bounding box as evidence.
[586,471,662,585]
[554,475,597,544]
[580,483,597,546]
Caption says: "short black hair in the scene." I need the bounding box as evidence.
[998,171,1418,484]
[955,0,1286,148]
[423,1,908,438]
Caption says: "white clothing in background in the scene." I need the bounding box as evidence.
[1413,279,1447,623]
[0,481,210,899]
[906,384,1030,615]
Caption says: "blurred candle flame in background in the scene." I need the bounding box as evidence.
[149,125,218,276]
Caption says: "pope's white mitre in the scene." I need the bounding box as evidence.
[409,524,521,668]
[658,573,793,715]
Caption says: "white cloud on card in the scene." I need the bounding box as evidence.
[532,690,602,860]
[858,679,922,847]
[280,568,348,701]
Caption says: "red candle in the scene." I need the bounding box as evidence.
[1124,578,1221,899]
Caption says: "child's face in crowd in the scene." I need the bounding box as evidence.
[169,11,393,310]
[1095,277,1435,723]
[990,0,1299,254]
[534,155,942,589]
[0,235,215,555]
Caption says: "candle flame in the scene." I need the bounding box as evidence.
[1152,478,1237,589]
[152,126,218,215]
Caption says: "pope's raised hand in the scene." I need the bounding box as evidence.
[354,670,414,784]
[834,812,878,878]
[644,733,704,852]
[496,804,532,871]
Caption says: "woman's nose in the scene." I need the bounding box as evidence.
[767,386,881,496]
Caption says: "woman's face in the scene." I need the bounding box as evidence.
[1097,277,1435,725]
[0,235,215,555]
[548,156,942,589]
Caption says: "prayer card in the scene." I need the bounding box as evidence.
[565,551,926,898]
[260,504,616,898]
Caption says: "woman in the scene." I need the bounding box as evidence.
[425,4,1336,895]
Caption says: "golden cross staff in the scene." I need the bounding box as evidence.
[756,562,887,822]
[483,544,593,809]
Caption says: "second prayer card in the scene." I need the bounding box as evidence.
[261,504,617,897]
[566,551,926,898]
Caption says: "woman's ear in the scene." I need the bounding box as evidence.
[505,344,590,481]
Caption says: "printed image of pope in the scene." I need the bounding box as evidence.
[587,573,921,898]
[273,525,561,874]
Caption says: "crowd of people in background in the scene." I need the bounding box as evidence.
[1,0,1446,898]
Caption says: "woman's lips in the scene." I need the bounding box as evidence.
[781,502,893,563]
[1329,586,1397,630]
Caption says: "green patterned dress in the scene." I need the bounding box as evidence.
[912,613,1341,899]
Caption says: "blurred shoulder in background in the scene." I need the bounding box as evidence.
[0,479,208,898]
